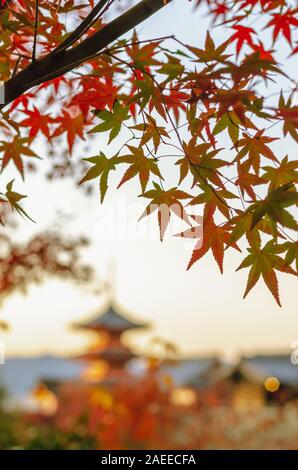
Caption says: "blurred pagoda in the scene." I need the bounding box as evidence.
[74,302,149,386]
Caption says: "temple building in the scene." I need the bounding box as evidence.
[73,302,149,386]
[181,354,298,410]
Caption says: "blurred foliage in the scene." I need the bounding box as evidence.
[0,177,95,299]
[1,372,298,450]
[0,227,93,300]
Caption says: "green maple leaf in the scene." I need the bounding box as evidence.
[158,54,184,81]
[249,182,298,230]
[263,156,298,190]
[4,180,34,221]
[237,239,297,307]
[89,102,130,143]
[79,152,120,202]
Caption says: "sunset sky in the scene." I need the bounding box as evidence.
[0,1,297,361]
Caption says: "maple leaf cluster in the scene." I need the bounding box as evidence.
[0,0,297,305]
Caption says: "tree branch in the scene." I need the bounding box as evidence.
[53,0,111,55]
[3,0,172,107]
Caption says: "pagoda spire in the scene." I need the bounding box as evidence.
[106,257,116,305]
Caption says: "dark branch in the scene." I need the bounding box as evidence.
[3,0,172,107]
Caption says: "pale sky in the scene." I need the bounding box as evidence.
[0,1,297,361]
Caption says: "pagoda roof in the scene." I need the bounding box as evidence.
[75,304,149,332]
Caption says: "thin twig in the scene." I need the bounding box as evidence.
[32,0,39,62]
[53,0,112,55]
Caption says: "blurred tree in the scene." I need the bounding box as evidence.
[0,229,92,299]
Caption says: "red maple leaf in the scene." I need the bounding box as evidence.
[10,93,35,112]
[164,87,188,123]
[250,42,274,61]
[53,110,85,152]
[211,2,229,21]
[230,25,256,55]
[176,215,240,273]
[267,10,298,46]
[71,77,118,116]
[11,34,30,54]
[38,76,68,94]
[19,106,54,139]
[290,42,298,55]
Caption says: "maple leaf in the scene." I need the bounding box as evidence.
[210,2,229,22]
[11,33,29,54]
[19,106,54,139]
[267,10,298,46]
[10,93,35,112]
[237,239,297,306]
[90,102,130,143]
[131,76,167,120]
[117,146,163,192]
[211,88,257,125]
[217,53,280,88]
[230,25,256,55]
[158,54,184,81]
[189,182,237,220]
[276,93,298,143]
[248,182,298,230]
[234,130,278,174]
[53,111,85,153]
[263,156,298,190]
[187,31,230,63]
[0,137,38,178]
[187,107,217,148]
[37,76,68,94]
[236,160,266,200]
[4,179,33,221]
[126,31,160,68]
[139,183,191,240]
[79,152,120,203]
[72,77,119,116]
[132,114,168,152]
[213,111,241,146]
[178,139,227,188]
[163,86,188,123]
[227,208,288,249]
[185,73,217,106]
[250,42,274,61]
[282,241,298,273]
[177,214,240,273]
